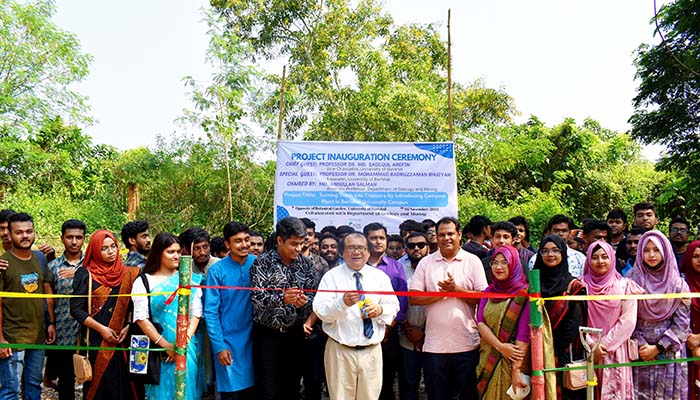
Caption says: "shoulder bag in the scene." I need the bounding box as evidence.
[73,270,93,384]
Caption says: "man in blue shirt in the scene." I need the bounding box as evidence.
[204,221,255,399]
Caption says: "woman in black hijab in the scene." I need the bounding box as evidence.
[534,235,587,400]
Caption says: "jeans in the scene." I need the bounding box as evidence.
[423,350,479,400]
[0,349,45,400]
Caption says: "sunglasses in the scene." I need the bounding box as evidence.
[406,242,428,250]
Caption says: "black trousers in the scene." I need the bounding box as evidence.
[45,349,75,400]
[302,329,327,400]
[253,323,305,400]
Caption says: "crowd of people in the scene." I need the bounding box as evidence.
[0,201,699,400]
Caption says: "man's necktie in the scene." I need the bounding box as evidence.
[353,271,374,338]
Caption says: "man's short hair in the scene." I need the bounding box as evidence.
[582,220,612,241]
[0,209,16,223]
[422,219,436,230]
[399,219,425,235]
[466,215,491,236]
[628,227,647,237]
[121,220,149,247]
[319,233,338,244]
[249,230,264,240]
[387,234,404,244]
[179,227,210,249]
[363,222,387,236]
[336,225,356,236]
[406,231,429,242]
[606,208,627,223]
[8,212,33,229]
[299,218,316,230]
[546,214,575,231]
[276,217,307,241]
[223,221,249,240]
[62,219,87,235]
[339,232,367,253]
[210,236,226,255]
[437,216,460,233]
[508,216,530,242]
[491,221,517,238]
[633,202,656,215]
[670,216,690,230]
[320,225,338,236]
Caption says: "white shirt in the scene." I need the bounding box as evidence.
[399,260,426,351]
[313,263,399,347]
[132,273,203,322]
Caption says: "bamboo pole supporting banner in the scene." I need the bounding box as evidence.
[447,9,454,141]
[277,65,287,140]
[529,269,545,400]
[174,255,192,400]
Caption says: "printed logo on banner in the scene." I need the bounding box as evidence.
[276,206,290,222]
[413,143,454,159]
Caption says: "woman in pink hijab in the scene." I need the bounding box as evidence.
[581,240,642,400]
[629,230,690,400]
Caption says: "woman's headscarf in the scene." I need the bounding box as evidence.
[628,230,688,322]
[681,240,700,315]
[83,229,127,288]
[533,235,573,298]
[485,245,528,299]
[582,241,623,332]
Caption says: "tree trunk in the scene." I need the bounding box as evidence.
[127,183,140,220]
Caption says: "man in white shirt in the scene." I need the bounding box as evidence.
[313,233,399,400]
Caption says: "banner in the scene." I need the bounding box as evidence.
[274,141,458,233]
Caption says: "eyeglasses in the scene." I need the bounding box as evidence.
[345,246,367,253]
[406,242,428,250]
[490,261,509,268]
[540,248,562,256]
[100,243,118,253]
[670,227,688,234]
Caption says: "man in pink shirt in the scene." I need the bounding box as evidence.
[409,217,488,400]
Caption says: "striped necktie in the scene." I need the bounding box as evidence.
[353,271,374,338]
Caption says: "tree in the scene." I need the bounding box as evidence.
[212,0,515,141]
[629,0,700,220]
[0,0,93,137]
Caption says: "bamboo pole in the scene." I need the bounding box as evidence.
[529,269,545,400]
[447,9,454,141]
[174,255,192,400]
[277,65,287,140]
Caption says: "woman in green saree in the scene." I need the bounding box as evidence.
[476,245,531,399]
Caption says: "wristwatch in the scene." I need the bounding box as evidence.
[655,342,664,353]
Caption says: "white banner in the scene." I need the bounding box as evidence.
[274,141,458,233]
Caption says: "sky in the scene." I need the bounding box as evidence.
[53,0,664,158]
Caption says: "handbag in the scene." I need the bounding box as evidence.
[128,274,163,385]
[73,271,93,384]
[563,360,587,390]
[627,339,639,361]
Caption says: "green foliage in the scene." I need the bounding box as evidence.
[212,0,515,140]
[107,135,275,235]
[0,117,116,198]
[630,0,700,221]
[457,117,670,226]
[0,0,93,136]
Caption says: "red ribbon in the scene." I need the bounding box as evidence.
[164,284,529,305]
